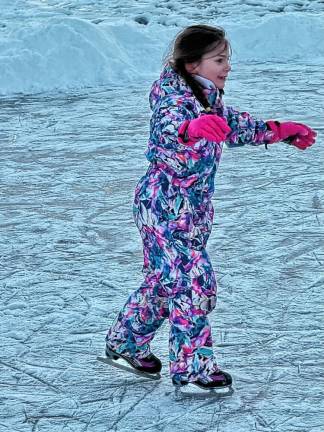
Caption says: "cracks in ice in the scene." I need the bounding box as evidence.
[0,360,61,394]
[109,382,160,431]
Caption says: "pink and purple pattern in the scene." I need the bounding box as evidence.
[106,66,270,383]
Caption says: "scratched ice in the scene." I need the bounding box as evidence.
[0,1,324,432]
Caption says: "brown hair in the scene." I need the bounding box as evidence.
[164,24,230,108]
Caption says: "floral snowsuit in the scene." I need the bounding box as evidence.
[106,66,272,384]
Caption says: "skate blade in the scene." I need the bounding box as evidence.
[96,356,161,381]
[174,383,234,400]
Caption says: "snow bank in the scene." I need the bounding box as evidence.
[0,18,145,95]
[0,13,323,95]
[227,13,324,63]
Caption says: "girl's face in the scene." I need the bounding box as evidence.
[186,43,231,89]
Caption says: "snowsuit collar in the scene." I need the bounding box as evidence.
[192,74,216,89]
[149,65,221,112]
[193,74,219,108]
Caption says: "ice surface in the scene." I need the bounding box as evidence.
[1,62,323,432]
[0,1,324,431]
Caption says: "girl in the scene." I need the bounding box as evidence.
[104,24,316,391]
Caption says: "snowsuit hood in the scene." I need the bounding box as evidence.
[149,65,194,111]
[148,65,221,113]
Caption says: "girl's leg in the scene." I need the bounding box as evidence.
[106,276,169,359]
[126,188,218,378]
[166,246,219,384]
[168,292,216,384]
[106,184,172,359]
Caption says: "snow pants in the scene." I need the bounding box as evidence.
[106,169,219,383]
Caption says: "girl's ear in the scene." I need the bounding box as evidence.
[185,62,199,74]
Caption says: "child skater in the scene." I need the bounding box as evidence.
[104,24,316,391]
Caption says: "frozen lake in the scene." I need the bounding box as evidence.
[1,61,323,431]
[1,0,324,430]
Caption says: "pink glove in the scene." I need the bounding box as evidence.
[178,115,231,146]
[266,120,317,150]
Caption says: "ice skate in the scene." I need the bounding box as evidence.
[172,369,234,399]
[97,346,162,381]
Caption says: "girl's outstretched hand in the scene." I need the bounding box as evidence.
[266,120,317,150]
[178,115,231,145]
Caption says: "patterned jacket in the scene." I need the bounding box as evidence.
[142,65,271,200]
[133,65,274,251]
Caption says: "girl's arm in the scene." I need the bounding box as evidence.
[222,104,316,149]
[148,96,211,176]
[221,104,272,147]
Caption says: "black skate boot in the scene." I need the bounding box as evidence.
[191,369,232,389]
[172,369,233,398]
[97,346,162,380]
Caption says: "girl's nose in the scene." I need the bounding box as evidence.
[224,58,231,72]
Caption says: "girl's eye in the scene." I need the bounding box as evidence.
[215,57,231,64]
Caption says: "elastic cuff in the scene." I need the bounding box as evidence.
[178,120,190,143]
[265,120,280,144]
[178,120,198,146]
